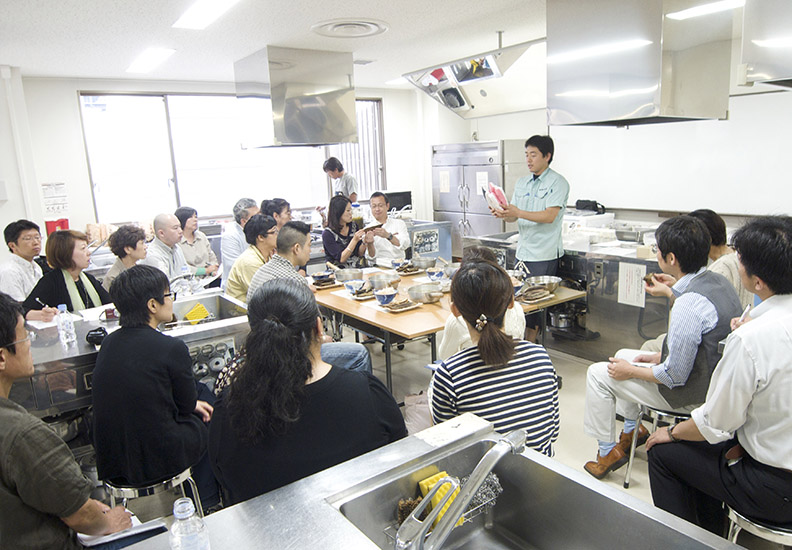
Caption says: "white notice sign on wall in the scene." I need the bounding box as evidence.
[618,262,647,308]
[439,171,450,194]
[476,171,488,195]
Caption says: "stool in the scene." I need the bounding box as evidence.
[623,405,691,489]
[727,506,792,548]
[104,467,203,518]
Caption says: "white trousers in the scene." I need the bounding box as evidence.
[583,356,695,444]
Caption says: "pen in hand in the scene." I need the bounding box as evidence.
[738,304,752,324]
[35,297,51,309]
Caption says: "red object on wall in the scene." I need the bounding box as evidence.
[45,219,69,235]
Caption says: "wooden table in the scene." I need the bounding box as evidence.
[315,272,450,391]
[315,273,587,392]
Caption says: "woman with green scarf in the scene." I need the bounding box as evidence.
[23,230,111,313]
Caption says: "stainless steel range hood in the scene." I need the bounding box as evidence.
[742,0,792,89]
[234,46,357,146]
[547,0,733,126]
[403,39,546,119]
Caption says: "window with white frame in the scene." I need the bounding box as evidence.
[79,94,386,223]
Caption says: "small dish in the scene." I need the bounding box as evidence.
[312,270,333,281]
[391,259,407,269]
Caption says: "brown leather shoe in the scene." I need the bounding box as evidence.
[618,424,650,454]
[584,446,629,479]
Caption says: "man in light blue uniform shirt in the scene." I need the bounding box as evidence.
[492,135,569,341]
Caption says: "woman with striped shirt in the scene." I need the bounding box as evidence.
[430,259,560,456]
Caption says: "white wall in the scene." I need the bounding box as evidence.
[0,67,45,262]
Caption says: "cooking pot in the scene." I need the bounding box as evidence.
[549,310,574,329]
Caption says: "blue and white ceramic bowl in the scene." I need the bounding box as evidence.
[391,259,407,270]
[312,270,333,281]
[426,267,444,281]
[344,279,366,294]
[374,288,397,305]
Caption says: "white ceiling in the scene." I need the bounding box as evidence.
[0,0,547,88]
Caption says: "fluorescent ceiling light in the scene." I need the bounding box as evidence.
[386,77,408,86]
[556,85,658,98]
[126,48,176,73]
[666,0,744,21]
[752,37,792,48]
[172,0,242,30]
[546,39,652,65]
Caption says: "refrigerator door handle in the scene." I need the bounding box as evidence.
[463,181,471,205]
[457,184,465,209]
[462,219,473,236]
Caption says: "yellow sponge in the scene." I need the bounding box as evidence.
[185,303,210,325]
[418,471,463,528]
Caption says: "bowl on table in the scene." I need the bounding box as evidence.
[523,275,562,293]
[343,279,366,294]
[311,270,333,282]
[391,259,407,270]
[408,283,444,304]
[374,287,398,306]
[443,262,461,279]
[505,269,525,282]
[426,267,444,281]
[368,272,401,290]
[411,256,436,270]
[335,268,364,283]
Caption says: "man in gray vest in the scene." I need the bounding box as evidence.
[582,216,742,479]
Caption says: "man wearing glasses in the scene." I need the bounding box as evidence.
[0,292,135,548]
[0,220,58,322]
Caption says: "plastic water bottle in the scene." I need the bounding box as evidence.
[56,304,77,346]
[169,497,210,550]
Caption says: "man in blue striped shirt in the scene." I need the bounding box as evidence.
[583,216,742,479]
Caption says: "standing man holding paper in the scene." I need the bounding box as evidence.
[491,135,569,341]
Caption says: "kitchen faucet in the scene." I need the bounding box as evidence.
[394,429,527,550]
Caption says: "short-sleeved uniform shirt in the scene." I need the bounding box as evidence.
[333,173,358,198]
[0,397,92,550]
[510,167,570,262]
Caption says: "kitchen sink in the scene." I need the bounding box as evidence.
[170,290,247,325]
[331,438,736,550]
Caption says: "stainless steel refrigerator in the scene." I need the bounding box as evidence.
[431,140,530,257]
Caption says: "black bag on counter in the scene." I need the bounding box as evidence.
[575,199,606,214]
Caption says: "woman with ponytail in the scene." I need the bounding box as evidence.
[208,279,406,505]
[430,260,560,456]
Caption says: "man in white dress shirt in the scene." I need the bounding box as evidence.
[364,192,410,266]
[0,220,57,321]
[142,214,187,280]
[647,216,792,535]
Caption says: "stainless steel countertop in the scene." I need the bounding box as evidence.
[130,414,494,549]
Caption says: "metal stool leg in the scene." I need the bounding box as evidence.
[185,475,204,518]
[109,493,116,508]
[727,521,742,543]
[623,415,643,488]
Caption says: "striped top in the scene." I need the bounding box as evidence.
[430,340,560,456]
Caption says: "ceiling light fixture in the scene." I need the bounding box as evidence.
[665,0,744,21]
[172,0,242,30]
[547,39,652,65]
[386,77,407,86]
[752,36,792,48]
[126,48,176,73]
[311,19,389,38]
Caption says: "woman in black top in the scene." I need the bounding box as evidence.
[92,265,218,505]
[322,195,366,267]
[23,230,111,313]
[209,279,406,505]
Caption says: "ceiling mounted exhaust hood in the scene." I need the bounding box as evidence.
[403,39,546,119]
[547,0,734,126]
[742,0,792,88]
[234,46,358,146]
